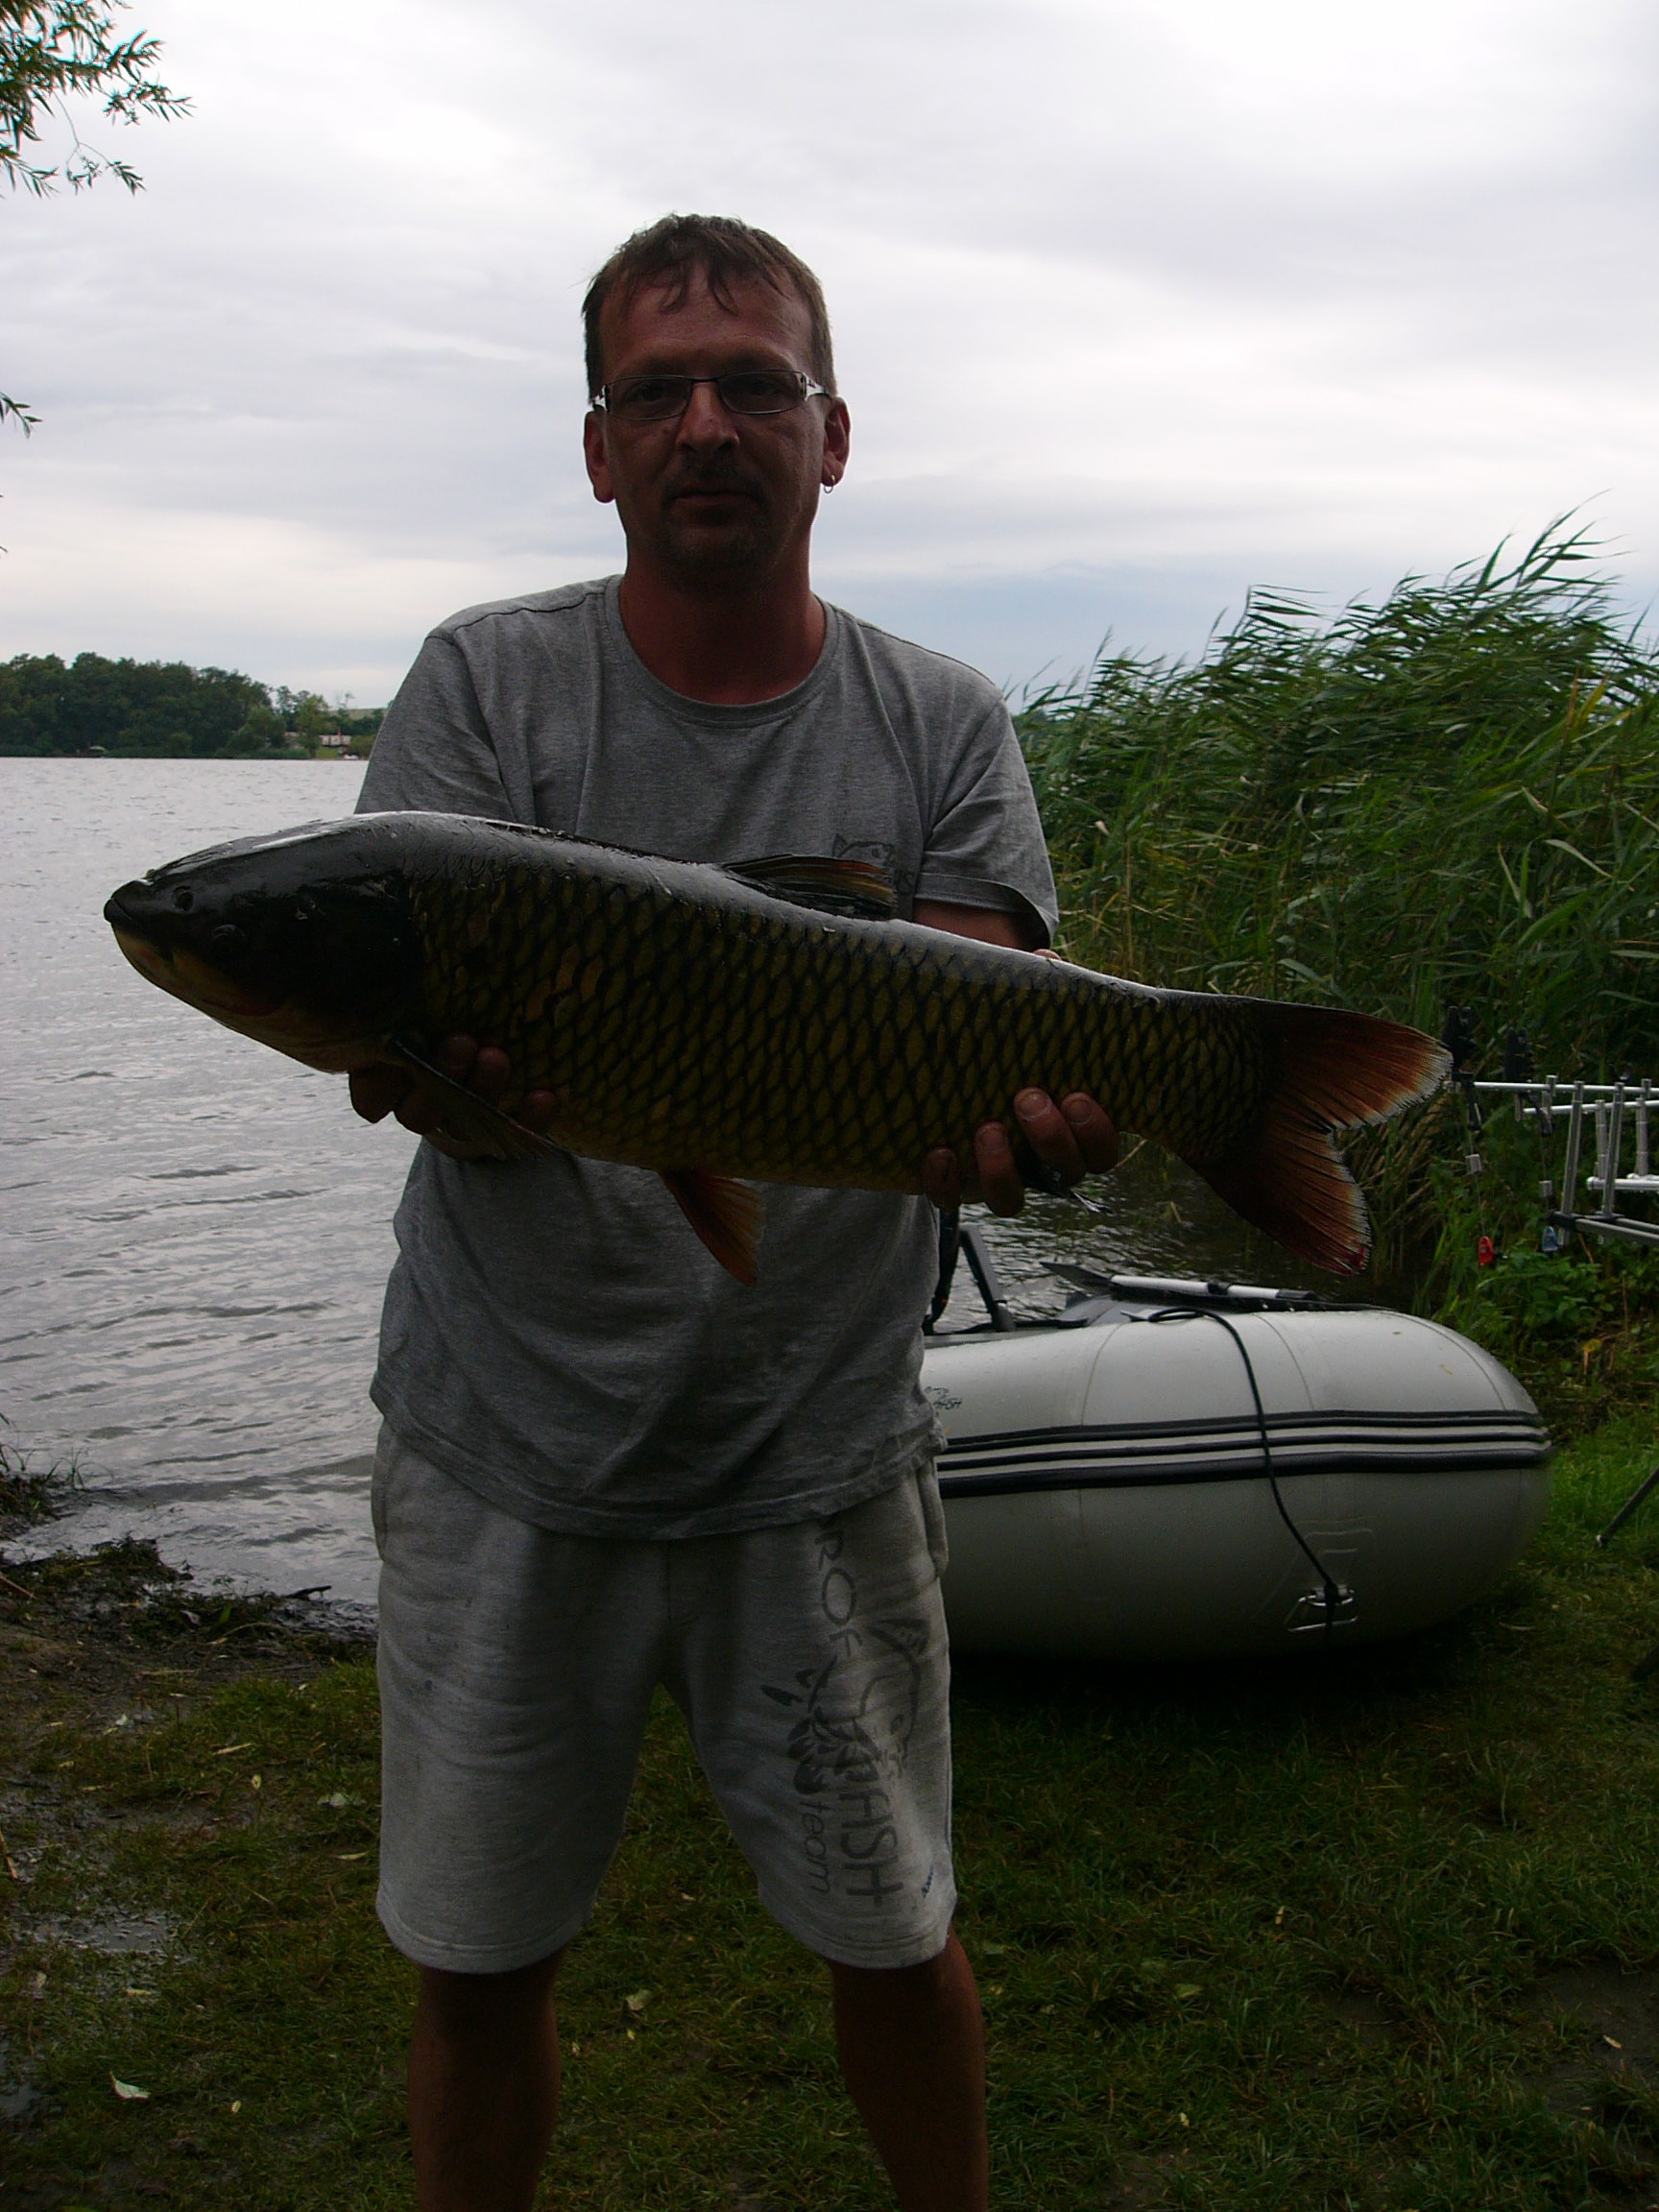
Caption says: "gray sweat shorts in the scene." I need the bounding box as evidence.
[372,1427,957,1975]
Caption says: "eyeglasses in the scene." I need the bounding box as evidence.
[590,370,832,422]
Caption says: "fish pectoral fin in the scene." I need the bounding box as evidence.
[390,1041,565,1162]
[661,1169,764,1285]
[722,854,898,922]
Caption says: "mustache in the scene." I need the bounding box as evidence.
[662,464,768,505]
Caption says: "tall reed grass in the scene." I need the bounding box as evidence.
[1019,523,1659,1388]
[1021,521,1659,1071]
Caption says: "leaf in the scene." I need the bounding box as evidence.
[110,2075,150,2101]
[624,1989,649,2013]
[1543,836,1611,878]
[1495,847,1532,918]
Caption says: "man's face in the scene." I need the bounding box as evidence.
[583,270,850,589]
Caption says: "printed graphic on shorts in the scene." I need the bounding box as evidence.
[761,1515,931,1911]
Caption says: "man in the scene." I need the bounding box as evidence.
[350,214,1117,2212]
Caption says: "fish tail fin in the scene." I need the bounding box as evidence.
[1187,1005,1450,1274]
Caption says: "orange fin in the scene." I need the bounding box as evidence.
[723,854,897,921]
[1187,1005,1450,1275]
[661,1168,764,1285]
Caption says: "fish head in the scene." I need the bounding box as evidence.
[104,817,421,1070]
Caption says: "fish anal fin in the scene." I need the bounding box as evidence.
[390,1041,565,1162]
[661,1168,764,1284]
[723,854,897,921]
[1186,1005,1449,1275]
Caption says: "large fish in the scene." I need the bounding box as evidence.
[105,811,1448,1283]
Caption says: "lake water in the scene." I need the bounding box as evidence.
[0,759,1303,1603]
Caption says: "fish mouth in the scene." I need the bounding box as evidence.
[108,916,286,1020]
[108,915,380,1070]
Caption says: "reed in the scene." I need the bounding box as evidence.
[1023,519,1659,1066]
[1022,521,1659,1329]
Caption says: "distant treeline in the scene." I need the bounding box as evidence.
[0,653,385,758]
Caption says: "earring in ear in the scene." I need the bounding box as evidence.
[822,479,836,493]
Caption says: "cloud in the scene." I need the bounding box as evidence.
[2,0,1655,697]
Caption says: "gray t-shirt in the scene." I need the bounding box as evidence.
[358,576,1057,1539]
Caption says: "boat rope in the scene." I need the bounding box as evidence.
[1148,1307,1349,1643]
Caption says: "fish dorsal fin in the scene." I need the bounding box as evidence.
[722,854,898,922]
[390,1041,565,1163]
[661,1168,764,1284]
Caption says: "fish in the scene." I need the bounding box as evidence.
[105,810,1449,1284]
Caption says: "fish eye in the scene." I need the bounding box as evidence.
[173,887,195,911]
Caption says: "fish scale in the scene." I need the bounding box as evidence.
[426,859,1262,1188]
[105,810,1451,1278]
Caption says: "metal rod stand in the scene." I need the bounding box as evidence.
[960,1220,1019,1334]
[1596,1463,1659,1549]
[1548,1210,1659,1250]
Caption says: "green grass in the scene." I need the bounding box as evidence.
[1430,1220,1659,1442]
[0,1419,81,1524]
[8,1420,1659,2208]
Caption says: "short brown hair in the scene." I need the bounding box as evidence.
[582,214,836,400]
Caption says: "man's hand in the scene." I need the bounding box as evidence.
[920,1091,1118,1216]
[349,1037,559,1162]
[911,898,1119,1215]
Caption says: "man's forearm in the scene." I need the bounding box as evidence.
[911,898,1042,951]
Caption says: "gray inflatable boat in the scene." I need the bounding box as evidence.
[921,1241,1551,1661]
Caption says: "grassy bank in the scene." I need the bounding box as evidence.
[6,1416,1659,2210]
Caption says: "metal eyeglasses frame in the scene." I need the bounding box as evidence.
[589,370,833,421]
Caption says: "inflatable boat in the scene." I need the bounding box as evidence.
[921,1228,1551,1661]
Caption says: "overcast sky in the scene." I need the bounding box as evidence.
[3,0,1656,702]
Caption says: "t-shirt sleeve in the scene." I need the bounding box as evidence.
[914,697,1060,946]
[356,628,517,820]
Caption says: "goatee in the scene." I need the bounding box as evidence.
[658,479,779,585]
